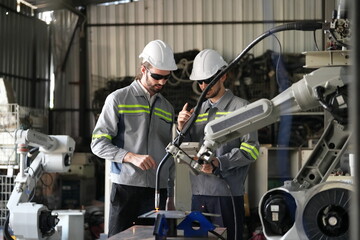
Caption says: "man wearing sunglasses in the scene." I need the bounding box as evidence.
[91,40,177,237]
[177,49,259,240]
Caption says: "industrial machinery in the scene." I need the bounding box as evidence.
[196,65,351,239]
[4,129,76,240]
[194,2,352,239]
[167,61,351,240]
[164,1,352,239]
[166,64,351,239]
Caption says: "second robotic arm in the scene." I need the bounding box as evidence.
[6,129,76,240]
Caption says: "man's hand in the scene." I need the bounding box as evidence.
[123,152,157,170]
[200,157,219,174]
[177,103,194,131]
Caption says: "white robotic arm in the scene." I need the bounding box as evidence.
[197,66,347,161]
[194,64,351,240]
[6,129,75,240]
[167,66,348,176]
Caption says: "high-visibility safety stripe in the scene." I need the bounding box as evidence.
[154,112,172,121]
[154,107,173,121]
[195,113,208,122]
[118,104,150,114]
[117,105,173,121]
[240,142,259,160]
[154,107,172,116]
[198,113,208,117]
[196,112,232,122]
[118,104,150,109]
[118,109,151,114]
[195,118,208,122]
[215,112,232,119]
[92,134,112,140]
[216,112,231,115]
[154,109,172,122]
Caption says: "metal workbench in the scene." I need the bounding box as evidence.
[108,225,227,240]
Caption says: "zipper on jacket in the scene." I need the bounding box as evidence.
[147,96,156,188]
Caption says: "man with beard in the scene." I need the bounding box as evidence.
[91,40,177,237]
[177,49,260,240]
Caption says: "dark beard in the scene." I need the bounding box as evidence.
[206,87,220,99]
[146,75,164,94]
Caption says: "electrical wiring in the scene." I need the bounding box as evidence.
[4,215,13,240]
[156,21,324,239]
[313,30,320,51]
[209,229,227,240]
[328,29,350,49]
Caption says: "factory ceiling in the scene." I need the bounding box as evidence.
[22,0,137,12]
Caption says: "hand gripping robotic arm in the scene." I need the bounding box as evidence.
[5,129,76,240]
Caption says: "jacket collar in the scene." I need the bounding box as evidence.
[203,89,234,111]
[132,80,147,96]
[131,79,160,103]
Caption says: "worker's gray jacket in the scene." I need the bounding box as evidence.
[91,80,175,196]
[185,90,259,196]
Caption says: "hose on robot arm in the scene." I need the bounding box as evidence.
[175,21,324,146]
[155,21,324,210]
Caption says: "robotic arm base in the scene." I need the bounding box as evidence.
[9,202,60,240]
[259,182,353,240]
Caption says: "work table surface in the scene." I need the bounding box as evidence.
[108,225,227,240]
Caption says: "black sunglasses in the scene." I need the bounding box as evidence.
[197,70,223,85]
[197,78,212,85]
[146,68,171,80]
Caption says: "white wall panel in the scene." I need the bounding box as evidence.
[0,5,50,108]
[87,0,326,102]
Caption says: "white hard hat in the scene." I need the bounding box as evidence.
[139,40,178,71]
[189,49,228,80]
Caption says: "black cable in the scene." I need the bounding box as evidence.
[204,170,238,240]
[223,178,238,240]
[209,229,227,240]
[177,21,324,145]
[184,21,322,239]
[270,33,286,88]
[25,147,39,169]
[4,214,13,240]
[313,30,320,51]
[155,20,324,211]
[155,152,172,209]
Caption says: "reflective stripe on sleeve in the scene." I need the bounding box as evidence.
[240,142,259,160]
[92,134,112,140]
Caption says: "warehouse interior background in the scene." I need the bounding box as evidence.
[0,0,359,239]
